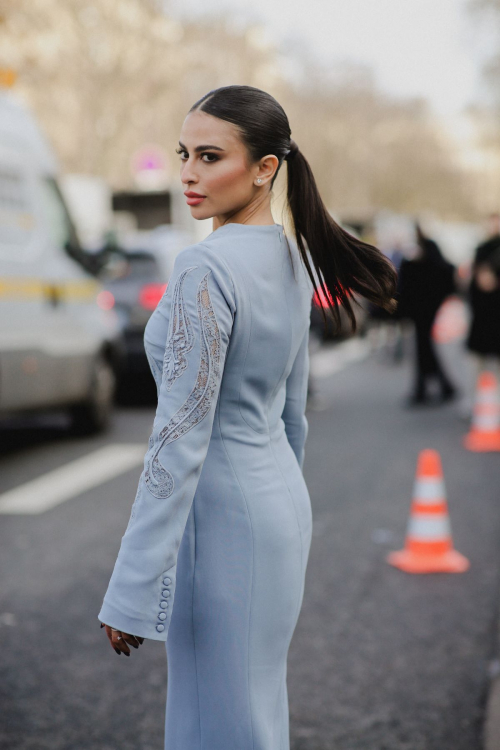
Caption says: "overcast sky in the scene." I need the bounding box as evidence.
[170,0,492,117]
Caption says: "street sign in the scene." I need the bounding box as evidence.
[130,144,171,191]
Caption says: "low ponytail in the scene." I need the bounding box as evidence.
[191,85,397,331]
[285,141,397,331]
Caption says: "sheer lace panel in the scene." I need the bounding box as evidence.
[162,266,197,390]
[144,271,221,499]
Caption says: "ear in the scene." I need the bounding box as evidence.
[254,154,279,187]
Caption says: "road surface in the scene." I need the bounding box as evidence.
[1,331,499,749]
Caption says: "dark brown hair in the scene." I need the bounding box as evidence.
[190,85,397,331]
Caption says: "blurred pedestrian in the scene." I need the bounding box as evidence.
[367,238,405,360]
[397,224,457,405]
[97,84,397,750]
[465,213,500,392]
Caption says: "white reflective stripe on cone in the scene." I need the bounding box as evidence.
[473,412,499,431]
[476,389,498,405]
[412,477,446,502]
[407,514,451,540]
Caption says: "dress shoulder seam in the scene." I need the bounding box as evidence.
[196,242,237,304]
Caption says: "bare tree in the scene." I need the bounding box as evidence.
[279,65,477,219]
[469,0,500,109]
[0,0,480,218]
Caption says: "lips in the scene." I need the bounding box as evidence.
[184,191,206,206]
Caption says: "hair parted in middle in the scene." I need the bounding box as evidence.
[190,84,397,332]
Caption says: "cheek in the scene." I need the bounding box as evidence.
[205,161,250,195]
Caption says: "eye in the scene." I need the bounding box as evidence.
[175,147,188,160]
[201,153,219,163]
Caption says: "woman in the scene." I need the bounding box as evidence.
[98,85,396,750]
[397,224,457,405]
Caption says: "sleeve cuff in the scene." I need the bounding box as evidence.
[98,599,171,642]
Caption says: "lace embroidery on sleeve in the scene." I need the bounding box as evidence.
[162,266,197,390]
[144,270,221,499]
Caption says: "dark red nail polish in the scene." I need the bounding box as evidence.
[114,648,121,655]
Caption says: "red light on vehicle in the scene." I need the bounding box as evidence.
[313,286,336,309]
[139,283,168,310]
[96,290,115,310]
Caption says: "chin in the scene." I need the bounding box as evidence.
[189,207,213,221]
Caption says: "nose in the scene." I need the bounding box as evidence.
[180,158,198,186]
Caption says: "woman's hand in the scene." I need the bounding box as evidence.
[100,622,144,656]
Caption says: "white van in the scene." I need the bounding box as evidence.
[0,93,122,433]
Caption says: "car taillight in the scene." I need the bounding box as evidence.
[139,282,168,310]
[313,286,336,309]
[312,281,347,309]
[96,290,115,310]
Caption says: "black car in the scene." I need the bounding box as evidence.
[99,228,194,399]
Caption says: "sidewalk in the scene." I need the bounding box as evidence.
[485,619,500,750]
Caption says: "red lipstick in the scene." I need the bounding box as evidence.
[184,191,206,206]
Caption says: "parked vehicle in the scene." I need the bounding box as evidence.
[308,223,368,342]
[99,227,193,394]
[0,93,123,434]
[310,287,368,342]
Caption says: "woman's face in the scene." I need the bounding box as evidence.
[177,110,263,222]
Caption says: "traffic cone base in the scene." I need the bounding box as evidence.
[387,547,470,574]
[463,430,500,452]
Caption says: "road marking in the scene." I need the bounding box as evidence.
[0,444,145,515]
[0,339,373,514]
[310,337,372,378]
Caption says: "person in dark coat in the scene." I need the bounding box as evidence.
[397,224,457,405]
[467,213,500,359]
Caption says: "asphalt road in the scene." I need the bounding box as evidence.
[1,330,500,750]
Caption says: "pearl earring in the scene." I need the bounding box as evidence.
[257,178,262,184]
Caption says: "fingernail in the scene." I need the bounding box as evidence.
[100,623,104,628]
[124,652,130,657]
[131,643,138,649]
[114,648,121,655]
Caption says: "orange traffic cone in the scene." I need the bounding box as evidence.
[387,449,469,574]
[464,371,500,452]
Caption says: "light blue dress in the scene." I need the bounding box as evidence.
[98,222,313,750]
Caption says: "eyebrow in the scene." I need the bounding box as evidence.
[178,142,225,153]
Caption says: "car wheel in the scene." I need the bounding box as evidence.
[70,355,116,435]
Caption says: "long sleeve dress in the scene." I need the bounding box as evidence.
[98,222,314,750]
